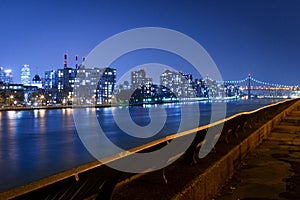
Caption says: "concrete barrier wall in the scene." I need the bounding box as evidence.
[172,99,300,200]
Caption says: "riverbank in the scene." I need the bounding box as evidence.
[0,97,291,111]
[0,104,109,111]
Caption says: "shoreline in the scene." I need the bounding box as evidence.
[0,97,292,112]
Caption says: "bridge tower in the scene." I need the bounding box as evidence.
[248,74,251,99]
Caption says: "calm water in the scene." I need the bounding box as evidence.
[0,99,283,191]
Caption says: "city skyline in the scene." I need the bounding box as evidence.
[1,0,300,85]
[1,51,300,91]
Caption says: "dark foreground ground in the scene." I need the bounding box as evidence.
[216,108,300,199]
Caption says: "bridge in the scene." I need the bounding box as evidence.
[1,98,300,199]
[207,75,300,99]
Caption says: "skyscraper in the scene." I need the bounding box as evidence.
[57,67,77,104]
[0,67,13,83]
[96,67,116,104]
[131,69,152,89]
[44,70,57,90]
[21,64,31,85]
[0,67,5,83]
[3,69,13,84]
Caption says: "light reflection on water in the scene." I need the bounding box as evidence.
[0,107,94,192]
[0,99,284,191]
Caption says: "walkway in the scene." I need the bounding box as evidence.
[217,106,300,199]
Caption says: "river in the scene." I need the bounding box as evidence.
[0,99,284,191]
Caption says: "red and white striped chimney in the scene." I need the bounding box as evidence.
[64,53,68,68]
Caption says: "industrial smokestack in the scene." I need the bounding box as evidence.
[75,55,78,69]
[64,53,68,68]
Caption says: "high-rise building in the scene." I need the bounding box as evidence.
[3,69,13,84]
[131,69,152,89]
[74,66,116,104]
[160,70,194,98]
[96,67,116,104]
[160,70,182,96]
[44,70,57,90]
[21,64,31,85]
[0,67,5,83]
[57,67,77,104]
[0,67,13,83]
[44,70,57,102]
[43,53,117,105]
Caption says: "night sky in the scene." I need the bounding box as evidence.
[0,0,300,85]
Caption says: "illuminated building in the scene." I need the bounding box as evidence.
[44,70,57,90]
[0,67,4,82]
[74,66,116,104]
[43,54,116,105]
[131,69,152,89]
[96,67,116,104]
[57,67,77,104]
[31,74,43,88]
[0,83,24,105]
[21,64,31,85]
[44,70,57,103]
[160,70,194,98]
[4,69,13,83]
[0,67,13,84]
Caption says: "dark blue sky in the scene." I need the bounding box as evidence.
[0,0,300,85]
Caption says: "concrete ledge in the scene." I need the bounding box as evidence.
[172,99,300,200]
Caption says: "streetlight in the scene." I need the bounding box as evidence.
[40,95,45,106]
[67,96,72,105]
[10,95,14,106]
